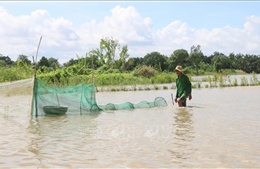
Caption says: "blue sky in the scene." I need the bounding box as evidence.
[0,1,260,64]
[2,1,258,29]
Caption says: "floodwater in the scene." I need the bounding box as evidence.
[0,85,260,168]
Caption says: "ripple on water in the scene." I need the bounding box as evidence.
[0,87,260,168]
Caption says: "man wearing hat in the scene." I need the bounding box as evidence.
[174,65,192,107]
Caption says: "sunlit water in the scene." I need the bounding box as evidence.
[0,86,260,168]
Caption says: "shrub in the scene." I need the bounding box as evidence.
[133,65,155,78]
[240,76,249,86]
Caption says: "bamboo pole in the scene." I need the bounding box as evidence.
[31,36,42,116]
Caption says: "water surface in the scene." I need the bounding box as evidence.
[0,86,259,168]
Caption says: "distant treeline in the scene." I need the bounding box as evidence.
[0,37,260,83]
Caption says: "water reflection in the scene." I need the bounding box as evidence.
[170,108,195,164]
[27,113,100,166]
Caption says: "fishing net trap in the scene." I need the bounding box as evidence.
[31,77,168,116]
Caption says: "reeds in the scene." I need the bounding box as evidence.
[1,67,259,93]
[0,64,33,82]
[191,73,259,89]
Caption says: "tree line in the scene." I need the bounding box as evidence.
[1,37,260,75]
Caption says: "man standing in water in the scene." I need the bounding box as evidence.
[174,65,192,107]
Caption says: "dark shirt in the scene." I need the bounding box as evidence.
[175,73,192,98]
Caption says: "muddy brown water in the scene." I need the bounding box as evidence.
[0,85,259,168]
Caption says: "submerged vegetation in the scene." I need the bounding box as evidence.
[0,37,260,91]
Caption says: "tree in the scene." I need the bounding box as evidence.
[189,45,204,73]
[169,49,189,71]
[231,53,260,73]
[125,57,144,71]
[0,60,6,67]
[252,55,260,73]
[202,54,214,65]
[63,58,78,67]
[228,53,236,69]
[48,57,60,70]
[243,54,260,73]
[0,54,14,66]
[211,52,231,72]
[118,45,129,71]
[38,56,50,70]
[232,53,245,71]
[90,37,129,71]
[143,51,168,71]
[100,37,120,68]
[88,49,103,69]
[17,55,31,65]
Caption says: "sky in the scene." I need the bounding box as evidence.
[0,1,260,64]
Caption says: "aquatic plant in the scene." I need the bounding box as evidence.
[240,76,249,86]
[250,72,259,86]
[163,86,168,90]
[233,78,238,87]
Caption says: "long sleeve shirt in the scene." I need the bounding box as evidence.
[175,73,192,98]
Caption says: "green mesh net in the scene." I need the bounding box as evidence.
[31,78,168,116]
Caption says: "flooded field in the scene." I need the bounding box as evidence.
[0,85,259,168]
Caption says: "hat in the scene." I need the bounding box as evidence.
[174,65,183,72]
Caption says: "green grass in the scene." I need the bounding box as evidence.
[1,65,259,92]
[0,65,33,82]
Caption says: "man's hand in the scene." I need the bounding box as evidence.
[189,94,192,100]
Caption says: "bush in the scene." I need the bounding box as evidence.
[133,65,155,78]
[150,72,175,84]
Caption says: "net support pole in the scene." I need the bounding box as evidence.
[31,36,42,117]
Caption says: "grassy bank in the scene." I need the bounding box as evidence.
[36,71,176,87]
[0,65,259,92]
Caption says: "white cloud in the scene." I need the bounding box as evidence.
[154,21,194,56]
[0,7,80,62]
[77,5,153,45]
[0,5,260,64]
[243,15,260,51]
